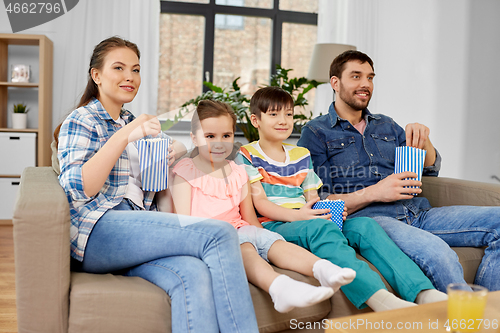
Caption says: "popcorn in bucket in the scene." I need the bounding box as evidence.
[137,137,170,192]
[394,146,426,194]
[312,199,345,231]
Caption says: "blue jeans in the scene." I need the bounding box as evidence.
[372,205,500,292]
[81,200,259,333]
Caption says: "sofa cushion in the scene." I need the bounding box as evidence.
[69,272,171,333]
[70,268,330,333]
[452,247,485,283]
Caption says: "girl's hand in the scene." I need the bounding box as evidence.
[167,145,176,166]
[126,114,161,143]
[296,197,331,221]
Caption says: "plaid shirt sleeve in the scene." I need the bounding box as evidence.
[57,108,98,203]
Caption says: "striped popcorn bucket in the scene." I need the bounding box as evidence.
[394,146,426,194]
[137,137,169,192]
[312,199,345,231]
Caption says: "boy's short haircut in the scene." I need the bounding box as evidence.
[329,50,374,79]
[191,100,237,133]
[250,86,294,119]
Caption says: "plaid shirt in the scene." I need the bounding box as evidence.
[58,98,162,261]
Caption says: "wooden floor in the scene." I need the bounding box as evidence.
[0,225,17,333]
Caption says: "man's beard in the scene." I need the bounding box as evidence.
[337,84,371,111]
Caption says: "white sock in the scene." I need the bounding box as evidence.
[365,289,418,312]
[312,259,356,292]
[415,289,448,304]
[268,275,334,313]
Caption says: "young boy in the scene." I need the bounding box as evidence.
[237,86,447,312]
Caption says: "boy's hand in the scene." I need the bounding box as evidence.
[342,206,348,221]
[296,197,331,221]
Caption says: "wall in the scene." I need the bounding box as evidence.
[317,0,500,183]
[0,1,159,136]
[463,1,500,183]
[3,1,500,182]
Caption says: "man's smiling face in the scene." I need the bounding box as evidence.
[333,60,375,112]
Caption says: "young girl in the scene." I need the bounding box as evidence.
[169,100,356,313]
[57,37,259,333]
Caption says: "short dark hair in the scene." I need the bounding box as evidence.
[191,100,237,133]
[329,50,374,79]
[250,86,294,119]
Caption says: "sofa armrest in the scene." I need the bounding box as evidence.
[13,167,71,333]
[420,176,500,207]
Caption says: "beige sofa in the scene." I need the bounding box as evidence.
[13,164,498,333]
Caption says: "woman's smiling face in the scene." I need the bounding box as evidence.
[92,47,141,111]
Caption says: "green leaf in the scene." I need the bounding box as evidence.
[172,65,319,142]
[203,81,224,93]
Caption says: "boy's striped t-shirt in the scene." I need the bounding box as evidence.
[238,141,322,221]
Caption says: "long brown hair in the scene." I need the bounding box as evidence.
[53,36,141,143]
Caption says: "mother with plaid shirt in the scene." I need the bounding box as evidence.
[55,36,258,333]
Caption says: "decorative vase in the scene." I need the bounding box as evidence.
[12,113,27,129]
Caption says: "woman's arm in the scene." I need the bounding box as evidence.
[239,182,263,228]
[82,114,161,197]
[170,174,192,215]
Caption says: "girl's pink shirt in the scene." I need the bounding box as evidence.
[172,158,250,229]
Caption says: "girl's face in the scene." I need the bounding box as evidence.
[91,47,141,111]
[191,115,235,164]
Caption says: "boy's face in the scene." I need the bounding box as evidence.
[251,106,294,143]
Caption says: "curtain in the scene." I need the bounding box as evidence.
[11,0,162,130]
[313,0,378,117]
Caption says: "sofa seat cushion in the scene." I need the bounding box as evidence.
[69,272,171,333]
[452,247,485,283]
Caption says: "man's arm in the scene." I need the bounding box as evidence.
[325,172,422,214]
[300,122,423,214]
[404,123,436,167]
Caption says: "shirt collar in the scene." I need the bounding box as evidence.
[87,97,134,123]
[327,102,380,128]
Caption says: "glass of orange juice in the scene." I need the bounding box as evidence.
[447,283,488,333]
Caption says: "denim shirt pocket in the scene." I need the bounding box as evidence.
[371,134,396,162]
[326,136,359,169]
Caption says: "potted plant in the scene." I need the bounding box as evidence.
[12,103,29,129]
[163,65,321,143]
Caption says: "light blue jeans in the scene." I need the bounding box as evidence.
[81,200,259,333]
[237,225,285,261]
[372,205,500,292]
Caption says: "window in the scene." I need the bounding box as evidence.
[159,0,318,117]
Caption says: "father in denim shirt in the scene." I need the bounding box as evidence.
[298,50,499,292]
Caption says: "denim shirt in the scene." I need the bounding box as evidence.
[297,102,442,220]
